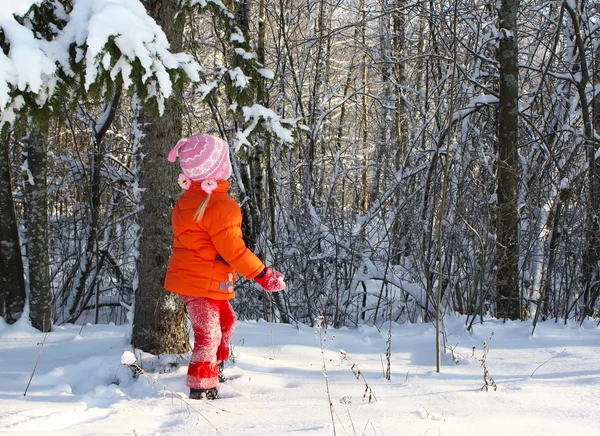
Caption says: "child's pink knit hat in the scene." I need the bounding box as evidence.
[167,134,232,182]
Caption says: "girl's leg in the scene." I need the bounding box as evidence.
[181,295,221,389]
[216,300,236,362]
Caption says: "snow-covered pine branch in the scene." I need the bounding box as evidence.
[233,104,294,151]
[0,0,201,126]
[181,0,296,147]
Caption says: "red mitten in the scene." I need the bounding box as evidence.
[255,267,286,292]
[217,346,229,362]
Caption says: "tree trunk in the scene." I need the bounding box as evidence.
[591,30,600,318]
[495,0,521,320]
[389,0,408,264]
[392,2,408,169]
[565,2,598,319]
[305,0,328,203]
[132,0,190,355]
[257,0,288,323]
[24,127,52,332]
[0,132,26,323]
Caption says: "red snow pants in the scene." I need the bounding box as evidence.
[180,295,236,389]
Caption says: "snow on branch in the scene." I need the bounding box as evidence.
[64,0,199,102]
[182,0,296,150]
[0,0,200,124]
[232,104,295,151]
[453,94,499,121]
[0,1,57,109]
[182,0,233,18]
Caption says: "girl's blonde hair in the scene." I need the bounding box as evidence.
[194,194,211,222]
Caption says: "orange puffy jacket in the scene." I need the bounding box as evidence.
[164,180,265,300]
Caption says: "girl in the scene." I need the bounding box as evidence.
[164,133,286,400]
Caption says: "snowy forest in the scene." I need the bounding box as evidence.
[0,0,599,354]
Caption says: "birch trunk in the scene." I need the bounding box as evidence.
[24,127,52,332]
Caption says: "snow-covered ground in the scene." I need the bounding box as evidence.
[0,315,599,436]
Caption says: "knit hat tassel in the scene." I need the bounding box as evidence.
[168,138,188,162]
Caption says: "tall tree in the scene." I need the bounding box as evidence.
[1,1,200,330]
[0,131,26,323]
[131,0,191,355]
[0,1,60,328]
[592,17,600,318]
[565,1,598,319]
[230,0,265,252]
[495,0,521,319]
[23,127,52,332]
[385,0,409,265]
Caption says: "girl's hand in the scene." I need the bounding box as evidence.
[255,267,286,292]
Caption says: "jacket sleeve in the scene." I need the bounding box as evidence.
[204,198,265,279]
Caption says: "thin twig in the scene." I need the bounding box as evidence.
[315,316,337,436]
[530,348,567,378]
[473,332,497,391]
[340,350,377,403]
[269,295,276,360]
[24,330,50,396]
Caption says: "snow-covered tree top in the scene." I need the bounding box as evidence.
[0,0,200,125]
[0,1,53,109]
